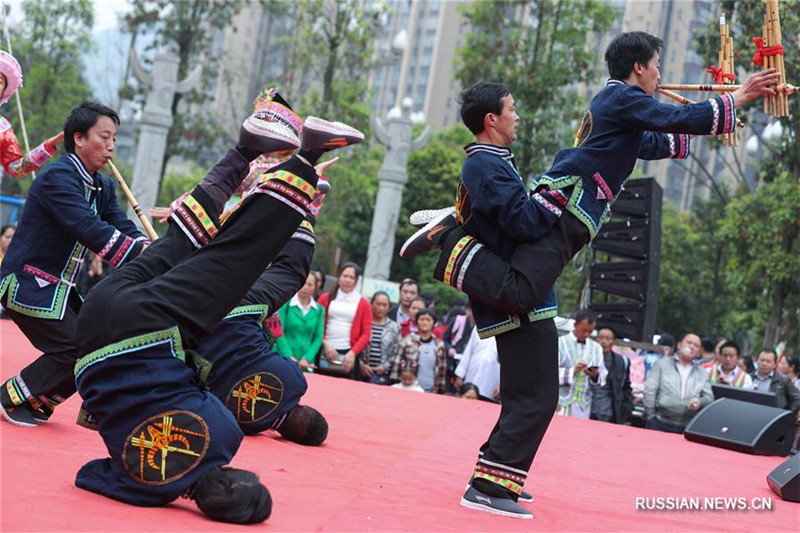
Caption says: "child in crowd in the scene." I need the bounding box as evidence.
[392,364,425,393]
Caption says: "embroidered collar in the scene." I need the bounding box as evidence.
[606,78,626,86]
[68,153,98,188]
[464,142,513,158]
[290,293,318,310]
[464,143,521,180]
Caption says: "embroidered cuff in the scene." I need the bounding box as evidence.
[170,192,220,249]
[709,94,736,135]
[252,169,314,217]
[668,133,690,159]
[291,219,316,246]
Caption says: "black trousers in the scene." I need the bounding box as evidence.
[76,156,316,355]
[1,291,82,409]
[1,149,254,412]
[436,212,590,315]
[470,316,559,499]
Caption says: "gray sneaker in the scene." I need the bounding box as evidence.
[240,115,301,155]
[460,485,533,519]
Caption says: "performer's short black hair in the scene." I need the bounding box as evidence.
[277,405,328,446]
[719,340,741,358]
[193,467,271,524]
[573,309,597,324]
[604,31,664,80]
[63,102,120,153]
[458,82,511,134]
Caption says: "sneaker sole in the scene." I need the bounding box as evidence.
[410,206,455,228]
[242,118,301,147]
[1,406,38,428]
[460,497,533,519]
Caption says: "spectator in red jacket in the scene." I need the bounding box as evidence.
[317,262,371,379]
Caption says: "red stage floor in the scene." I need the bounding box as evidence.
[1,321,798,531]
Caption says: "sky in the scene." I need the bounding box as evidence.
[1,0,130,32]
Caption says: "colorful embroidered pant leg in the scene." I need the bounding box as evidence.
[0,291,81,410]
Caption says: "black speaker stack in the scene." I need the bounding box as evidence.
[589,177,662,342]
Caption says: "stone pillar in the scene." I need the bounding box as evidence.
[127,44,201,225]
[364,98,430,279]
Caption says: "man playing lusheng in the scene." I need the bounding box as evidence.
[0,103,149,426]
[400,32,783,519]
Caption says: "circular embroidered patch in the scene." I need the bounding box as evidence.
[573,110,593,148]
[225,372,284,425]
[123,410,209,485]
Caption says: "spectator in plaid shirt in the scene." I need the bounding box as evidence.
[391,309,446,393]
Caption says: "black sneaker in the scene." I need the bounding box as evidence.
[301,117,364,153]
[399,211,456,258]
[240,114,301,155]
[1,403,39,428]
[460,485,533,519]
[409,206,455,228]
[31,405,53,424]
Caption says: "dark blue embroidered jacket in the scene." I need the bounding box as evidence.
[533,80,735,237]
[74,327,243,507]
[0,154,147,319]
[457,143,559,337]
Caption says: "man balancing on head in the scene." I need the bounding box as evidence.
[400,31,783,520]
[71,97,363,523]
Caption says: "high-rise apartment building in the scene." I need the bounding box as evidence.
[369,0,473,129]
[621,0,757,209]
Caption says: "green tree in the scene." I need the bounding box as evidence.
[3,0,94,195]
[692,0,800,347]
[454,0,617,177]
[122,0,249,171]
[720,170,800,349]
[276,0,386,133]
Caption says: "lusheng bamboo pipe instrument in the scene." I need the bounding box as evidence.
[656,88,745,129]
[107,160,159,241]
[657,83,797,94]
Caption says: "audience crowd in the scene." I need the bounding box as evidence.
[7,231,798,450]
